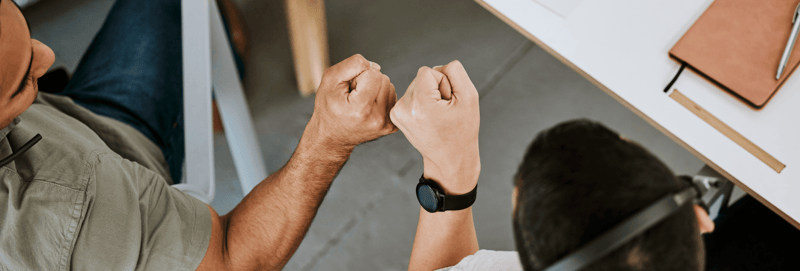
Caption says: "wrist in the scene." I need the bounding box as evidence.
[299,121,354,161]
[422,158,480,195]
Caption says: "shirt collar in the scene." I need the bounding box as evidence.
[0,118,21,139]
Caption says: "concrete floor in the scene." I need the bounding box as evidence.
[23,0,705,270]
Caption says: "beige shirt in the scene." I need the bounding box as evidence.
[0,93,211,270]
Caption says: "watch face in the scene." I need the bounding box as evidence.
[417,184,439,213]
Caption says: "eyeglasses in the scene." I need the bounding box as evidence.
[0,134,42,168]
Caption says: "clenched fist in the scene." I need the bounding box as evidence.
[303,54,398,155]
[390,61,480,195]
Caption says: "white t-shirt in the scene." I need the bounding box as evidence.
[437,250,523,271]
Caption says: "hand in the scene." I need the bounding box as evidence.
[304,54,398,154]
[390,61,480,194]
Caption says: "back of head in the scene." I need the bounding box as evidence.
[512,119,703,271]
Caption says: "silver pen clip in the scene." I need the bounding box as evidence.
[777,3,800,80]
[794,3,800,23]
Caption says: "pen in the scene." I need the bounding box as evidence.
[776,3,800,80]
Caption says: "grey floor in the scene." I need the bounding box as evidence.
[23,0,706,270]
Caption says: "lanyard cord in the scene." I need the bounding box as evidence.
[0,134,42,168]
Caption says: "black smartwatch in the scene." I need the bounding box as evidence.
[416,174,478,213]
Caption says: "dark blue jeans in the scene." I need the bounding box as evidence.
[59,0,244,183]
[60,0,185,183]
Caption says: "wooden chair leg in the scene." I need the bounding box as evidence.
[285,0,330,96]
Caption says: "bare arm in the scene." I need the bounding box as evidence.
[408,173,479,271]
[198,133,350,270]
[411,208,478,270]
[196,54,398,271]
[391,61,482,271]
[410,195,479,270]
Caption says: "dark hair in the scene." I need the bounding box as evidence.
[512,119,703,271]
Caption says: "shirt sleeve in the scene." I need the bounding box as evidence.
[436,250,523,271]
[70,153,212,270]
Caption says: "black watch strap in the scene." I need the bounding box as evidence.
[443,183,478,211]
[419,175,478,211]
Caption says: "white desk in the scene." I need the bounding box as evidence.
[476,0,800,227]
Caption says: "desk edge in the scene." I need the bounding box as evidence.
[473,0,800,230]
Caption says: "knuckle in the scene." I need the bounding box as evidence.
[350,54,367,65]
[321,69,331,80]
[369,118,384,130]
[354,108,373,122]
[330,103,347,115]
[360,70,374,78]
[469,87,481,99]
[390,107,405,123]
[448,60,464,69]
[417,66,431,75]
[321,69,338,83]
[462,94,478,105]
[443,61,465,75]
[360,70,381,85]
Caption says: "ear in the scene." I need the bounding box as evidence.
[30,39,55,79]
[693,204,715,234]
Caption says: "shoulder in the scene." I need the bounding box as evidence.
[437,250,522,271]
[73,153,212,270]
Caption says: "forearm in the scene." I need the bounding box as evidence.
[220,132,351,270]
[408,167,480,271]
[197,54,395,271]
[409,207,479,271]
[395,60,482,271]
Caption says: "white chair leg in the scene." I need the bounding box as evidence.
[210,0,268,195]
[175,0,215,203]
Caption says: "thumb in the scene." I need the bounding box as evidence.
[413,67,450,103]
[349,69,383,104]
[432,65,452,100]
[323,54,375,90]
[439,60,477,100]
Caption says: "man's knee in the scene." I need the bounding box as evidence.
[111,0,181,19]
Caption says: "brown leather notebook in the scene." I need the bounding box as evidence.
[669,0,800,108]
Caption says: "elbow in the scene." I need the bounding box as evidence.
[197,206,234,271]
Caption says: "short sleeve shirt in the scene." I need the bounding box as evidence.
[0,93,211,270]
[437,250,523,271]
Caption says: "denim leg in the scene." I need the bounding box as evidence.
[60,0,185,183]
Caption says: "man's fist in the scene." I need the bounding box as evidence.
[304,54,398,153]
[390,61,480,195]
